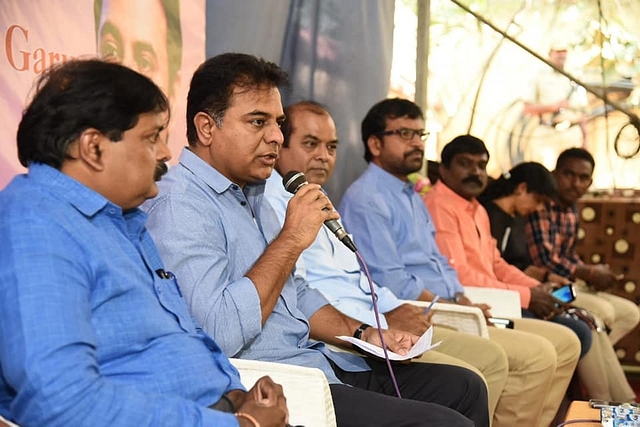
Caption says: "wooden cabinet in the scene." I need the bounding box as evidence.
[576,195,640,367]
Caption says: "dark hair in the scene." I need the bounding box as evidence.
[186,53,289,146]
[17,59,169,169]
[281,101,330,148]
[480,162,558,202]
[440,134,490,167]
[555,147,595,170]
[94,0,182,97]
[361,98,424,162]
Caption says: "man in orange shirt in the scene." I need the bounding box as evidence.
[423,134,596,391]
[424,135,558,318]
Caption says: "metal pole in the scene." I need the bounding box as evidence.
[449,0,640,128]
[415,0,430,112]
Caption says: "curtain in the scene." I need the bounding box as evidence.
[280,0,395,203]
[205,0,395,203]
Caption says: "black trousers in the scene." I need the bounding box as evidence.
[329,359,489,427]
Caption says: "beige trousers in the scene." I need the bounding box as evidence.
[432,320,579,427]
[428,327,509,423]
[573,284,640,345]
[577,330,636,402]
[508,318,581,427]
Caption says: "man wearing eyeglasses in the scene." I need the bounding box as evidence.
[339,98,581,427]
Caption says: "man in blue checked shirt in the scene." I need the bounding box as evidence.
[0,59,288,427]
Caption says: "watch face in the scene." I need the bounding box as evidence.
[354,324,370,339]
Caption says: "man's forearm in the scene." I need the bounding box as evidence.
[573,264,592,281]
[308,304,362,347]
[245,232,306,325]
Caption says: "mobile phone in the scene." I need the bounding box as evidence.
[487,317,514,329]
[551,283,576,304]
[589,399,639,409]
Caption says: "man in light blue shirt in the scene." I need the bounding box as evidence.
[0,59,288,427]
[144,53,489,427]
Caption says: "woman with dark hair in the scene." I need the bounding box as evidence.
[481,162,636,402]
[479,162,566,283]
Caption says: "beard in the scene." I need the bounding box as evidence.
[402,149,425,174]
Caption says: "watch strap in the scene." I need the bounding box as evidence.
[353,323,371,340]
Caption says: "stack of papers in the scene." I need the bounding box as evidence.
[336,326,441,361]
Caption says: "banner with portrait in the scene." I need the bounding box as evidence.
[0,0,205,189]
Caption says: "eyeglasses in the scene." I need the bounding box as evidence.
[378,128,429,141]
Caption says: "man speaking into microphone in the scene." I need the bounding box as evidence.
[143,53,489,426]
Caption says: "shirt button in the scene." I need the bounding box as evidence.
[240,201,247,206]
[231,184,238,190]
[108,208,116,214]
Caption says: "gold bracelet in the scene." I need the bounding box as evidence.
[235,412,261,427]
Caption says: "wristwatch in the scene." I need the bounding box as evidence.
[353,323,371,339]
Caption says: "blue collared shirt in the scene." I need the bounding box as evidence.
[338,164,464,300]
[265,171,403,328]
[0,163,244,426]
[143,149,369,384]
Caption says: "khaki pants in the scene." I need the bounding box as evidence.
[577,329,636,401]
[504,318,580,427]
[429,320,580,427]
[426,327,509,423]
[573,283,640,345]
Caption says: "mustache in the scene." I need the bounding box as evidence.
[462,176,483,185]
[405,149,424,159]
[154,162,168,181]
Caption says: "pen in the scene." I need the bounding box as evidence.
[423,295,440,315]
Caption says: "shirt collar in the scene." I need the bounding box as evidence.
[432,180,480,213]
[177,147,266,197]
[29,163,113,217]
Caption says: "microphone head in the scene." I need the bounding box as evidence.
[283,170,308,194]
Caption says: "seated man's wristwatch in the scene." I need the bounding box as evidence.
[353,323,371,339]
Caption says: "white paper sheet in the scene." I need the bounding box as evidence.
[336,326,441,361]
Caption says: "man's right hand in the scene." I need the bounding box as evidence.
[528,286,561,319]
[281,183,340,251]
[236,376,289,427]
[588,264,623,291]
[385,303,433,336]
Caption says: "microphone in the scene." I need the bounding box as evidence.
[282,171,358,252]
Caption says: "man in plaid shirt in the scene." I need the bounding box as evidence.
[526,148,640,345]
